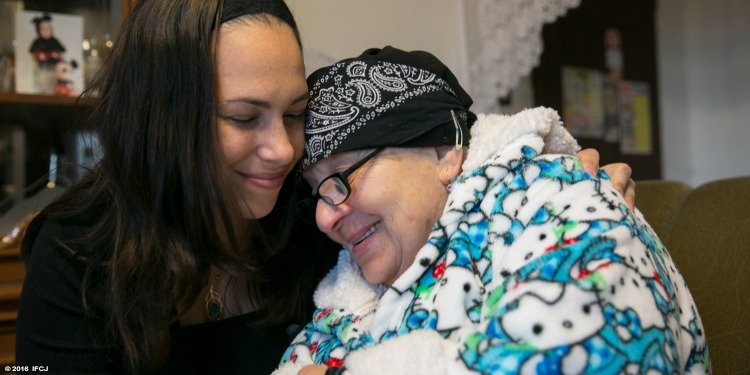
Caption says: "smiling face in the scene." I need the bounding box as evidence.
[303,146,461,284]
[215,18,307,218]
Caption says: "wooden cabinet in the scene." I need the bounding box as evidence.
[0,1,133,371]
[0,214,28,370]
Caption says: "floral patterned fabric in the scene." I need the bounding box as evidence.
[276,108,710,374]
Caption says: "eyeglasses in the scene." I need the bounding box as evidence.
[313,146,385,206]
[295,147,384,223]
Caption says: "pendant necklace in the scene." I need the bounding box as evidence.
[205,272,223,321]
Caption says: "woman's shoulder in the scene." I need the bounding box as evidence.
[24,204,107,264]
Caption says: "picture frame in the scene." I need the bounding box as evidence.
[14,10,84,96]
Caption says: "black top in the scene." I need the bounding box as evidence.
[167,312,296,374]
[16,209,338,374]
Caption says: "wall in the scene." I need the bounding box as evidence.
[657,0,750,186]
[285,0,469,86]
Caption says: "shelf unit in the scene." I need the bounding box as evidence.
[0,92,83,106]
[0,1,132,371]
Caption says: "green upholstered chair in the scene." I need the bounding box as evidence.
[636,179,693,243]
[637,176,750,373]
[666,176,750,374]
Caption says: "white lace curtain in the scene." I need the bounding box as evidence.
[469,0,581,113]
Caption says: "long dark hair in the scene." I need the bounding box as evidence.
[21,0,328,371]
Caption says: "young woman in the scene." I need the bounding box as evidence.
[15,0,338,373]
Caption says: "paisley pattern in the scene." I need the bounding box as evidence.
[303,60,455,168]
[279,109,710,374]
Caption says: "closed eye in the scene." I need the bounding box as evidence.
[224,116,258,127]
[229,117,255,124]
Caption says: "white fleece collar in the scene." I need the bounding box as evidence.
[462,106,580,172]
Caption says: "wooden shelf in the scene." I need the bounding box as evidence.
[0,352,15,369]
[0,93,89,107]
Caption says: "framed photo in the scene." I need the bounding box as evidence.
[14,10,84,96]
[561,66,604,139]
[618,80,653,155]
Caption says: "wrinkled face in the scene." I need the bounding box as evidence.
[303,147,451,285]
[216,18,307,218]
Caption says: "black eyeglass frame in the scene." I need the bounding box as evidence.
[312,146,386,206]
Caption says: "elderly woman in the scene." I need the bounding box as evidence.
[276,47,709,375]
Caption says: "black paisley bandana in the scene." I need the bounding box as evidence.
[301,46,476,169]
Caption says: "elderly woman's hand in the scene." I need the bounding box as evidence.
[575,148,635,210]
[298,365,328,375]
